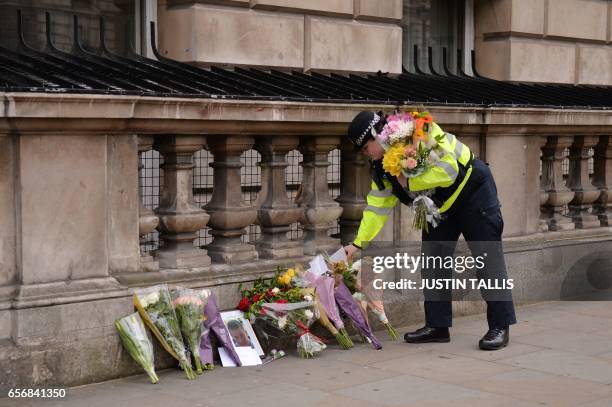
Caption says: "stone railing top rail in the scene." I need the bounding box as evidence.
[2,93,612,135]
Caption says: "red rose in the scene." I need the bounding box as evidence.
[275,299,288,304]
[260,308,268,316]
[238,297,250,312]
[252,294,261,302]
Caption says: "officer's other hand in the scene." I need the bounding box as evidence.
[344,244,358,262]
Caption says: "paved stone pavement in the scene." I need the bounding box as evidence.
[3,300,612,407]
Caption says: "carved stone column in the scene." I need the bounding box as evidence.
[138,136,159,272]
[205,136,258,264]
[336,138,370,245]
[154,136,211,269]
[253,136,303,259]
[592,135,612,226]
[297,136,343,255]
[541,136,575,231]
[567,136,601,228]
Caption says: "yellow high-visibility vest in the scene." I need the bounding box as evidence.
[353,122,473,248]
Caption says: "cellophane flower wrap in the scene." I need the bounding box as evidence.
[335,281,382,350]
[115,312,159,384]
[260,300,327,358]
[200,291,241,368]
[134,284,196,379]
[323,249,382,349]
[350,259,398,340]
[171,287,206,374]
[378,111,445,231]
[302,272,353,349]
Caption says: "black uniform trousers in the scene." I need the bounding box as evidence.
[421,159,517,329]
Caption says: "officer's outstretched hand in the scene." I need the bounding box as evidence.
[344,244,358,262]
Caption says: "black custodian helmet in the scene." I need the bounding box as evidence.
[347,111,385,151]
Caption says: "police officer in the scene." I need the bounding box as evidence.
[344,111,517,350]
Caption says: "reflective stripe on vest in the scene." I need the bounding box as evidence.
[368,188,393,198]
[437,160,458,183]
[364,205,394,216]
[439,166,473,213]
[445,132,470,166]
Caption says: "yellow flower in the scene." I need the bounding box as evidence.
[278,274,291,286]
[287,268,295,277]
[382,144,405,177]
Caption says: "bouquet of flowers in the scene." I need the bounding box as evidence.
[239,266,337,355]
[378,111,445,231]
[350,259,399,340]
[260,300,327,358]
[323,250,383,349]
[115,312,159,384]
[134,285,196,380]
[301,284,353,350]
[335,281,382,350]
[200,290,241,368]
[171,287,206,374]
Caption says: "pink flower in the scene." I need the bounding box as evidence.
[406,158,418,170]
[404,145,416,158]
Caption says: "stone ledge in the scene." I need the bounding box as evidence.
[353,0,402,23]
[250,0,353,18]
[3,95,612,135]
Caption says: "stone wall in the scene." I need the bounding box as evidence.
[157,0,403,73]
[475,0,612,85]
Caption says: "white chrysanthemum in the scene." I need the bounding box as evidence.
[140,291,160,308]
[303,295,313,302]
[304,309,314,320]
[271,287,280,294]
[278,316,287,329]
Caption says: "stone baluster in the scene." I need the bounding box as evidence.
[540,136,575,231]
[253,136,303,259]
[137,136,160,272]
[205,136,258,263]
[336,138,370,245]
[566,136,601,228]
[297,136,343,255]
[592,135,612,226]
[154,136,211,269]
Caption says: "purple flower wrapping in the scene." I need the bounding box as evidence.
[334,281,382,350]
[200,294,242,366]
[312,274,345,331]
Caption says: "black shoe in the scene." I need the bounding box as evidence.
[404,326,450,343]
[479,327,509,350]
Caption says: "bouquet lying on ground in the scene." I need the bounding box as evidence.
[302,269,353,349]
[379,111,445,231]
[323,251,383,349]
[134,285,196,379]
[345,259,399,341]
[171,287,206,374]
[200,290,241,368]
[260,300,326,358]
[239,266,329,356]
[115,312,159,384]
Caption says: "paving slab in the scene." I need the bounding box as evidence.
[461,368,612,407]
[498,349,612,384]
